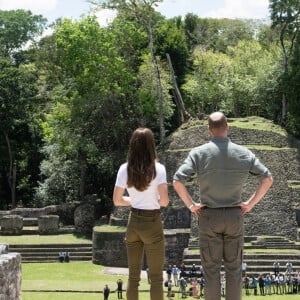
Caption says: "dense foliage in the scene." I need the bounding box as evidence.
[0,0,299,210]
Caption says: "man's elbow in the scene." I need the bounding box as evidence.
[173,179,181,191]
[263,175,273,188]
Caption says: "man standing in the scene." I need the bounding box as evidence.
[116,279,123,299]
[172,264,179,286]
[103,284,110,300]
[173,111,273,300]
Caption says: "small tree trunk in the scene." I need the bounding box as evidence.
[166,53,187,125]
[280,33,288,126]
[147,22,166,146]
[79,151,86,202]
[4,132,16,208]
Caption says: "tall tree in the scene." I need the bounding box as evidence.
[90,0,167,145]
[269,0,300,125]
[285,32,300,136]
[36,16,138,204]
[0,10,46,208]
[0,9,46,57]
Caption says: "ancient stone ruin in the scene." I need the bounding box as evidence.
[93,119,300,266]
[0,244,21,299]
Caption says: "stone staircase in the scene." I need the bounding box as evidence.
[182,250,300,276]
[182,236,300,276]
[8,243,92,263]
[248,236,297,249]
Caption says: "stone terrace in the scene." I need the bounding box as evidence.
[163,121,300,241]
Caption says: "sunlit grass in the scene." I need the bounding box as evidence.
[0,233,91,244]
[93,225,127,232]
[228,116,287,136]
[180,116,288,137]
[22,262,299,300]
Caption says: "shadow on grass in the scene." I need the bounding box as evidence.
[73,232,92,241]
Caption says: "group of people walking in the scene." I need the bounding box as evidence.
[113,111,273,300]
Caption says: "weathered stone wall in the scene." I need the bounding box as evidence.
[0,245,21,300]
[11,206,57,218]
[0,215,23,235]
[38,215,59,234]
[163,124,300,240]
[0,197,107,231]
[93,227,127,267]
[164,229,190,265]
[92,226,190,267]
[111,206,190,230]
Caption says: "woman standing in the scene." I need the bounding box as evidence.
[113,128,169,300]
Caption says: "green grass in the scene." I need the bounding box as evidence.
[244,249,300,254]
[93,224,127,232]
[228,116,287,136]
[22,291,299,300]
[0,233,92,244]
[22,262,299,300]
[21,262,299,299]
[180,116,288,137]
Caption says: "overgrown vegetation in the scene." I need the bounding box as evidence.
[0,1,299,212]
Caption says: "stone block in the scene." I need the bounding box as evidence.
[92,227,127,267]
[0,253,21,299]
[38,215,59,234]
[0,215,23,235]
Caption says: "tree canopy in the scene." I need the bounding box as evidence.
[0,3,300,210]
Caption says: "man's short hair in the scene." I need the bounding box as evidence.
[208,112,227,130]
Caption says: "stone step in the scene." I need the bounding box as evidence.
[22,218,38,226]
[8,243,92,263]
[12,226,76,235]
[182,241,300,276]
[183,252,300,260]
[14,250,91,255]
[21,255,92,262]
[184,258,300,270]
[9,247,92,253]
[9,243,91,249]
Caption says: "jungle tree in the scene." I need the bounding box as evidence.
[269,0,300,125]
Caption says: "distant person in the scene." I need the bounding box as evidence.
[103,284,110,300]
[173,111,273,300]
[179,277,187,298]
[116,278,123,299]
[64,251,70,262]
[166,264,172,282]
[113,127,169,300]
[58,251,64,262]
[242,261,247,276]
[265,274,271,295]
[273,261,280,276]
[191,278,198,297]
[167,280,173,299]
[252,276,258,296]
[145,266,151,284]
[190,264,197,279]
[258,274,265,295]
[172,264,179,286]
[179,262,187,278]
[286,261,293,274]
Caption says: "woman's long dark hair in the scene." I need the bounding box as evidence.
[127,128,157,191]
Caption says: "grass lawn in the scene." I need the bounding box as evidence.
[22,262,299,300]
[0,233,92,244]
